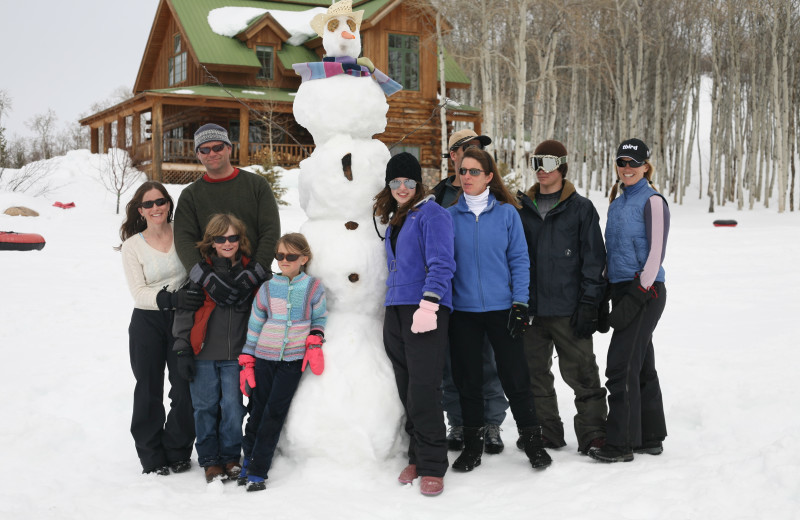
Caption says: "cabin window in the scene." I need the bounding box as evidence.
[256,46,274,80]
[388,34,419,91]
[391,145,420,160]
[169,34,187,85]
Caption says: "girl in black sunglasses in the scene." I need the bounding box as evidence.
[171,213,257,484]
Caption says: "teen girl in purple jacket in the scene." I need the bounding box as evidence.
[374,152,455,497]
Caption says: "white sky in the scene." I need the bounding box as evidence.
[0,0,160,138]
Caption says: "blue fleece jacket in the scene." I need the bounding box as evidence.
[448,193,530,312]
[384,196,456,310]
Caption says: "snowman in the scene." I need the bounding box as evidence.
[279,0,406,464]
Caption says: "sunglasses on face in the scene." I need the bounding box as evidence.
[140,198,168,209]
[458,168,486,176]
[275,252,301,262]
[388,179,417,190]
[616,158,645,168]
[213,235,240,244]
[197,143,227,155]
[531,155,567,172]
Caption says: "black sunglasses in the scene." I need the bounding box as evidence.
[275,252,301,261]
[458,167,486,176]
[198,143,227,155]
[616,158,645,168]
[213,234,240,244]
[140,198,168,209]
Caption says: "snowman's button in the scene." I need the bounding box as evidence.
[345,221,358,230]
[348,273,359,282]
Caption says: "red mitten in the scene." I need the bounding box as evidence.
[302,335,324,375]
[238,354,256,396]
[410,300,439,333]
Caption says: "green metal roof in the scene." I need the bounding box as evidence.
[439,48,470,85]
[148,84,297,103]
[276,44,318,69]
[170,0,392,67]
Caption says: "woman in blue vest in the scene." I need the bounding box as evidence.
[375,152,455,497]
[447,147,551,472]
[590,139,670,463]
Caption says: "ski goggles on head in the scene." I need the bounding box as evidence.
[531,155,567,172]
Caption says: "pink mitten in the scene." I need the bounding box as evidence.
[302,335,324,375]
[238,354,256,396]
[411,300,439,333]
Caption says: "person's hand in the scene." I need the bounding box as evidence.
[189,262,239,306]
[607,281,658,330]
[570,303,599,339]
[507,304,529,339]
[234,262,271,298]
[302,334,324,375]
[175,350,196,382]
[238,354,256,397]
[410,300,439,333]
[174,283,204,311]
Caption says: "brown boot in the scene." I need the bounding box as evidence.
[397,464,418,484]
[419,476,444,496]
[224,461,242,479]
[204,465,225,483]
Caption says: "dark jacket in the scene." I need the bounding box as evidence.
[517,180,606,316]
[173,256,254,360]
[384,196,456,310]
[432,175,460,208]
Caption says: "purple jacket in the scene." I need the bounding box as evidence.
[384,196,455,310]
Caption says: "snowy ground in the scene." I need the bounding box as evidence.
[1,150,799,519]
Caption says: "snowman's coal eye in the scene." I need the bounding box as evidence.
[346,19,356,32]
[327,19,339,32]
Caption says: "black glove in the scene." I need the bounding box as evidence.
[156,284,204,312]
[175,350,196,382]
[597,294,611,334]
[607,281,658,331]
[234,262,271,296]
[189,262,239,306]
[507,304,529,339]
[570,303,599,339]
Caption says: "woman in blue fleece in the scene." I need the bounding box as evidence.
[447,147,551,472]
[374,152,455,497]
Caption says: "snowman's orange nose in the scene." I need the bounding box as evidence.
[342,31,355,40]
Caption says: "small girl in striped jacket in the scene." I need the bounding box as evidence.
[237,233,327,491]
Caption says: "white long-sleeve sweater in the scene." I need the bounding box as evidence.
[121,231,187,310]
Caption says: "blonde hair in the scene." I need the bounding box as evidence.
[196,213,252,260]
[277,233,313,271]
[608,160,660,203]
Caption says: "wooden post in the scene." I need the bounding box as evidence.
[152,101,163,182]
[131,113,140,160]
[116,117,127,149]
[239,107,250,166]
[102,122,112,153]
[90,127,99,154]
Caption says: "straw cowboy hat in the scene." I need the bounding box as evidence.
[310,0,365,36]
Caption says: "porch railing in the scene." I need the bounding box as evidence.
[129,139,312,168]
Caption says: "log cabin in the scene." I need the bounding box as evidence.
[79,0,481,184]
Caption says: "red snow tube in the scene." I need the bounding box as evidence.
[0,231,46,251]
[713,220,738,227]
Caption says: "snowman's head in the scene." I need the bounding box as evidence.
[322,15,362,58]
[310,0,364,58]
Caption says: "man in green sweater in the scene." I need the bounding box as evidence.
[174,123,280,305]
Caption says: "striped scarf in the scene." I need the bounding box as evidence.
[292,56,403,96]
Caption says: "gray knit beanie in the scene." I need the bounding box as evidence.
[194,124,232,151]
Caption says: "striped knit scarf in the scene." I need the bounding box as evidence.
[292,56,403,96]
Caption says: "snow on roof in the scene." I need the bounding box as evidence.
[208,6,325,46]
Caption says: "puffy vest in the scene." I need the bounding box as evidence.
[605,179,666,283]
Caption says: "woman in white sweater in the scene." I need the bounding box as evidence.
[119,181,203,475]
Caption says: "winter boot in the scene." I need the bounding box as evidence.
[484,424,504,454]
[169,460,191,474]
[246,475,266,492]
[633,440,663,455]
[588,443,633,463]
[419,476,444,496]
[397,464,418,484]
[451,426,484,472]
[518,426,553,469]
[446,425,464,451]
[237,458,249,486]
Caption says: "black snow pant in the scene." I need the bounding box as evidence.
[129,308,195,472]
[449,309,539,430]
[383,305,449,478]
[604,282,667,449]
[524,315,607,450]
